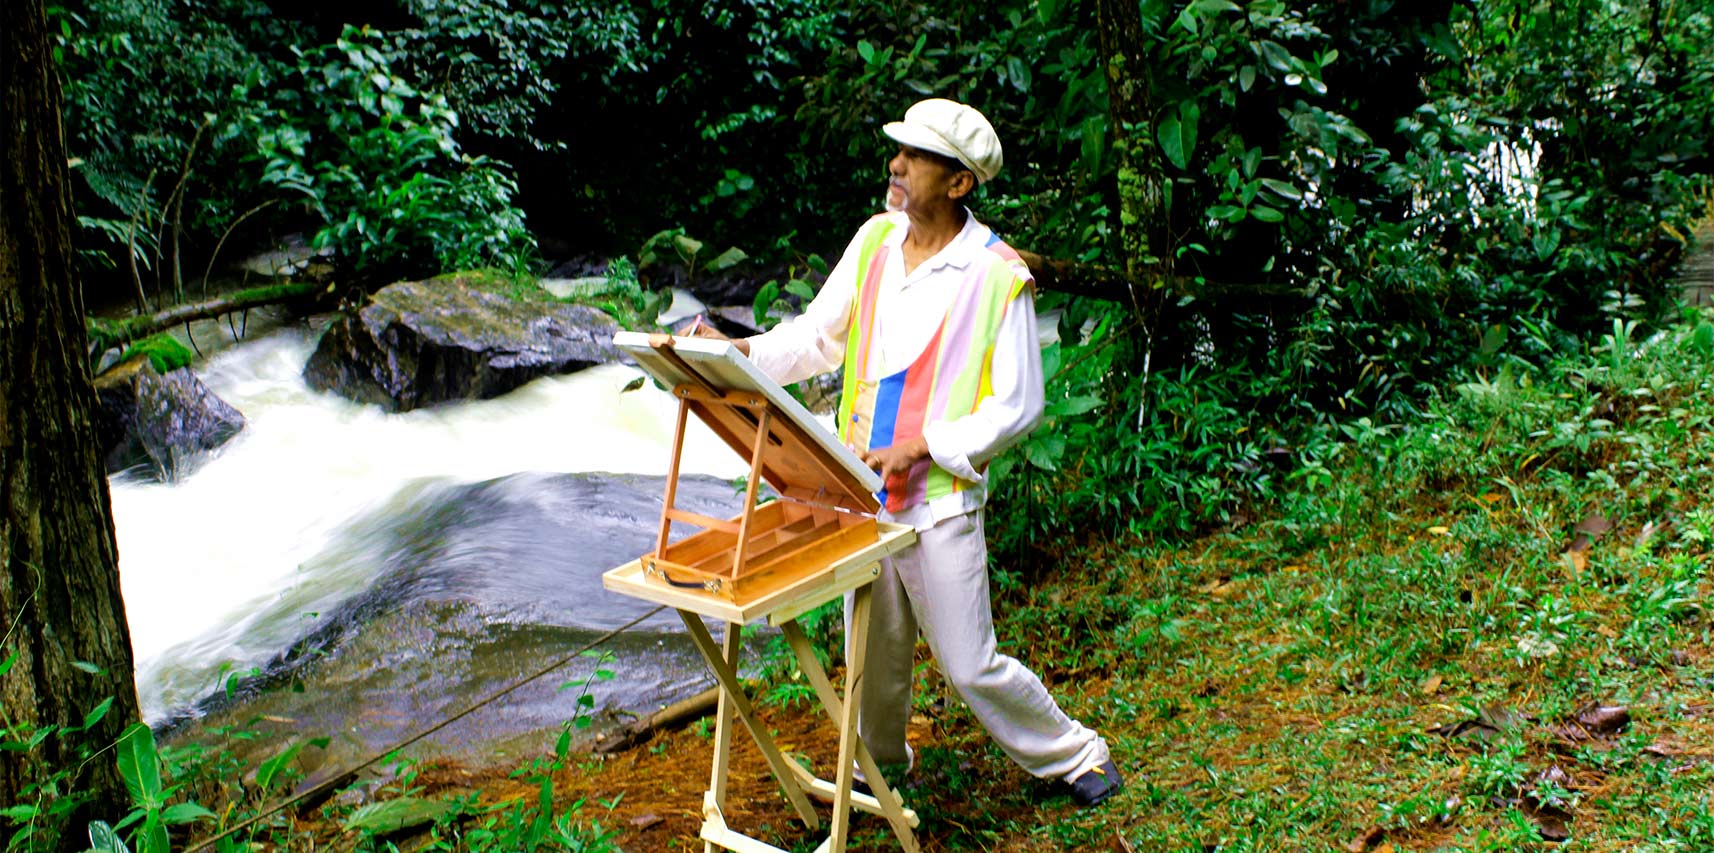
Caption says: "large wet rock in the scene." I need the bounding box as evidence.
[95,358,245,480]
[157,472,753,773]
[303,273,621,412]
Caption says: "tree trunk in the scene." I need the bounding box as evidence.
[1095,0,1169,277]
[2,0,143,834]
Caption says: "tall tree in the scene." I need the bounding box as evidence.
[2,0,142,833]
[1095,0,1169,278]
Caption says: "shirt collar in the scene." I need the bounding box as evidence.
[889,207,983,274]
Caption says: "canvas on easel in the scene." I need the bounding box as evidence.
[608,330,911,615]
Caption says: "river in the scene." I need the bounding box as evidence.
[111,318,764,765]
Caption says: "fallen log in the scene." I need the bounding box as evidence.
[593,686,720,754]
[87,281,330,357]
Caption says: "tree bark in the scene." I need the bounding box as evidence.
[1095,0,1169,275]
[2,0,143,833]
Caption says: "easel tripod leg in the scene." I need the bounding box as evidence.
[780,620,920,849]
[679,610,822,831]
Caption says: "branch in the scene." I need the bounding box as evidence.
[87,282,329,357]
[1016,249,1304,304]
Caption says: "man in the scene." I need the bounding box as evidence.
[692,98,1121,806]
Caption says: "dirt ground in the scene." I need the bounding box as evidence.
[461,700,1052,852]
[282,683,1096,852]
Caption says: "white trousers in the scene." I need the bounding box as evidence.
[846,510,1110,782]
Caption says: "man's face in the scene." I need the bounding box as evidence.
[886,145,967,213]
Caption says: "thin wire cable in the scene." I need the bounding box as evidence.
[185,604,670,852]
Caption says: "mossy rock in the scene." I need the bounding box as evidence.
[302,274,624,412]
[119,333,197,374]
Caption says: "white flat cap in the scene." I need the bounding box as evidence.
[882,98,1003,183]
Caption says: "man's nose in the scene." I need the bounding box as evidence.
[887,150,906,175]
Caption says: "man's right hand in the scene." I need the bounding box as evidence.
[677,315,750,356]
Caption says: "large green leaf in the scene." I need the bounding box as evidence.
[342,797,453,835]
[702,246,747,273]
[115,724,162,811]
[86,820,131,853]
[160,802,216,825]
[1047,396,1103,417]
[1261,178,1303,201]
[1,803,38,822]
[1157,102,1200,171]
[1023,436,1066,471]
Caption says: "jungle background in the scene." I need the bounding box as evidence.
[8,0,1714,849]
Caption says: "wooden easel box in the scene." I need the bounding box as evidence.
[604,516,916,625]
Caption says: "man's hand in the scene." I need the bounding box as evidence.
[862,435,929,481]
[677,315,750,356]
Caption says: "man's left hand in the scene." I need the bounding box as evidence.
[863,436,929,481]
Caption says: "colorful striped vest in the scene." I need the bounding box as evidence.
[836,216,1032,513]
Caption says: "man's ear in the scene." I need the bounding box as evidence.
[947,169,976,202]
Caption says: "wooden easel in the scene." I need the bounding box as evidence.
[603,332,920,852]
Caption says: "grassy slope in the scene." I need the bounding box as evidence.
[537,310,1714,852]
[966,310,1714,851]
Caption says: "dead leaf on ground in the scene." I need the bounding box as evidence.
[1641,739,1714,761]
[1429,705,1526,744]
[1567,513,1614,553]
[1346,825,1384,852]
[1562,549,1588,573]
[1554,704,1630,742]
[1534,812,1571,842]
[1198,577,1242,597]
[1576,704,1631,735]
[629,813,664,830]
[1426,525,1451,536]
[1420,675,1444,696]
[1116,831,1136,853]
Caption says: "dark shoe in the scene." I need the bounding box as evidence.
[1066,760,1123,807]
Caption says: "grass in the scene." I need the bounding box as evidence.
[964,307,1714,851]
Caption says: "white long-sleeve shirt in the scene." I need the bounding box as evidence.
[747,211,1044,529]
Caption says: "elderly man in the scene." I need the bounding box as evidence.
[693,98,1120,806]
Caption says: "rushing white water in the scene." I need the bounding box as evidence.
[111,325,748,720]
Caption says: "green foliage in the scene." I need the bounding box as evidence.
[383,0,637,149]
[118,334,195,374]
[53,0,308,291]
[0,687,113,851]
[109,724,215,853]
[566,257,671,330]
[245,26,535,284]
[55,3,537,299]
[2,657,625,852]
